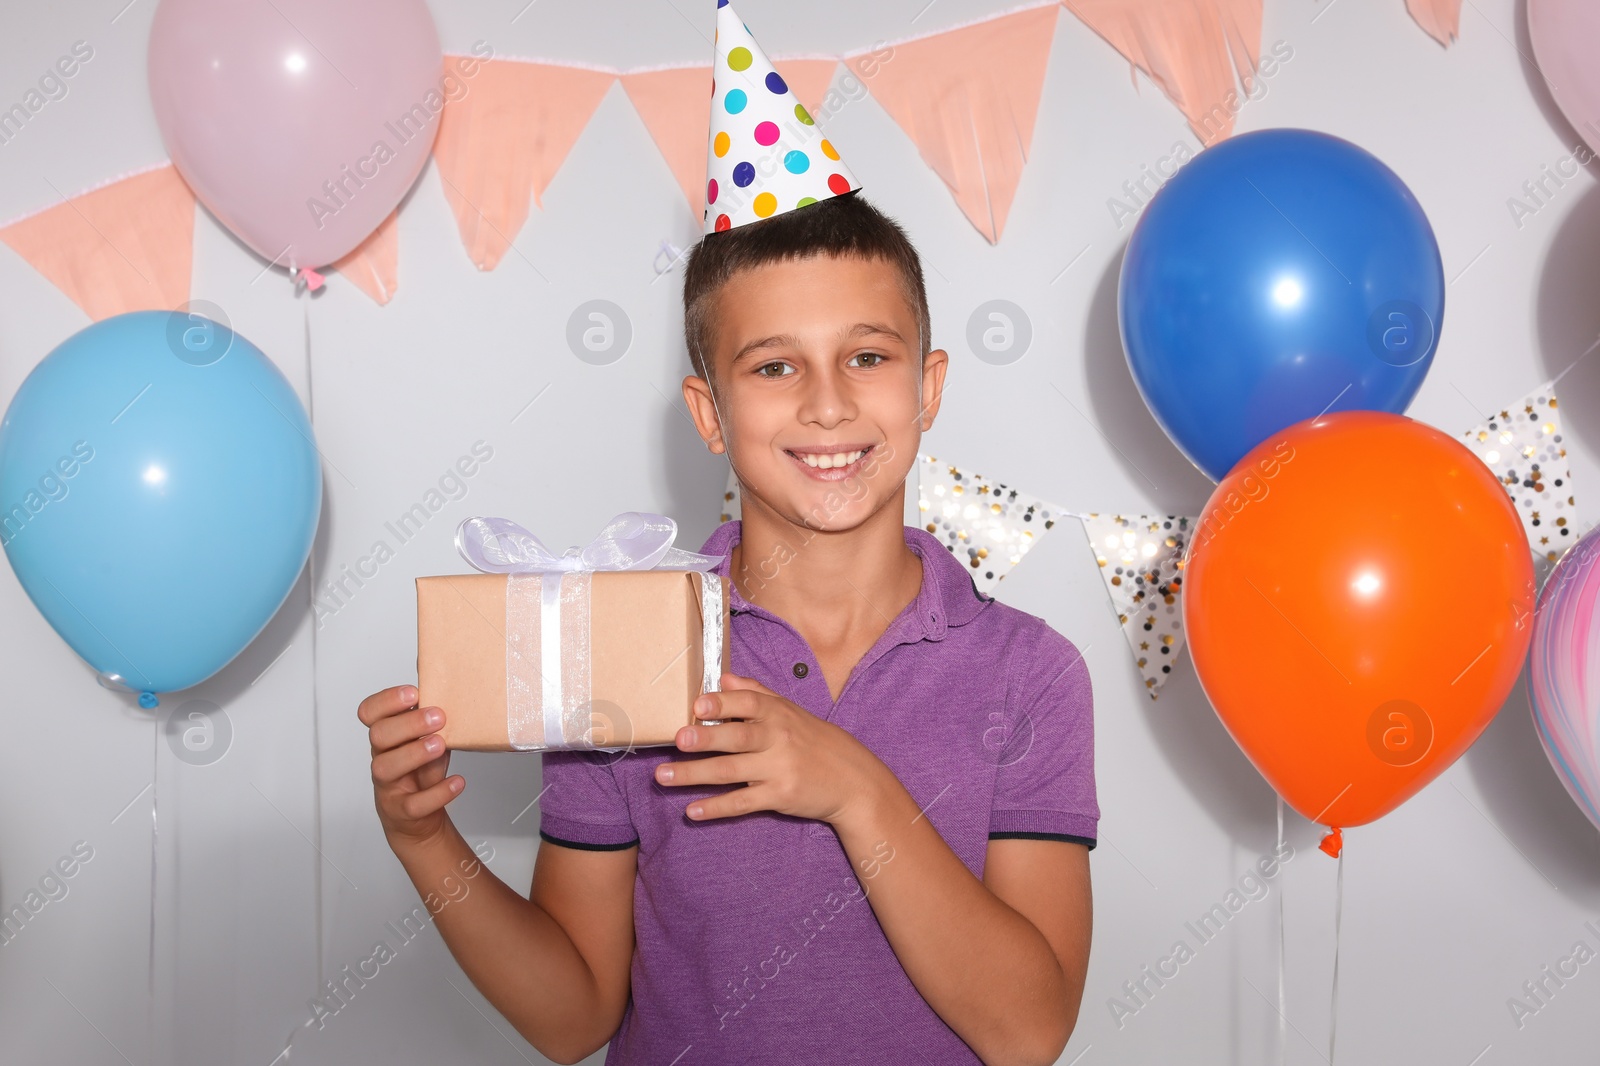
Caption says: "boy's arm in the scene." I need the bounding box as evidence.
[834,786,1089,1066]
[389,825,637,1065]
[361,685,635,1065]
[984,838,1091,1019]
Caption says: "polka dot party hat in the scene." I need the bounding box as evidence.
[705,0,861,234]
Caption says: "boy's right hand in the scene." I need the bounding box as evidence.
[358,685,465,852]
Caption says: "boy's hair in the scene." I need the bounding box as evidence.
[681,192,932,385]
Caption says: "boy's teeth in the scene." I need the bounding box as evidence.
[800,449,865,469]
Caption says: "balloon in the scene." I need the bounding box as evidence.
[1120,128,1443,482]
[1530,526,1600,833]
[1528,0,1600,158]
[0,311,321,705]
[1183,411,1533,829]
[148,0,443,273]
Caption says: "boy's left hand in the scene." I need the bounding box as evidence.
[656,672,887,828]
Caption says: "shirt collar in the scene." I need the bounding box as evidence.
[698,520,991,641]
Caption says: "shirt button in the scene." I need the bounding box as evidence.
[792,662,809,679]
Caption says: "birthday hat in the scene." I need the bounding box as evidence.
[704,1,861,234]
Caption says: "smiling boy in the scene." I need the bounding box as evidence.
[358,6,1095,1064]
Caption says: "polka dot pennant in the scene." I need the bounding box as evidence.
[1460,383,1581,568]
[704,2,861,235]
[1079,513,1193,701]
[915,455,1063,599]
[718,462,741,525]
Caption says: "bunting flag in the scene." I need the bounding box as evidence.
[916,454,1063,595]
[1406,0,1461,46]
[623,66,718,218]
[624,59,839,218]
[1079,514,1192,699]
[0,162,194,321]
[1460,384,1577,567]
[719,463,742,524]
[330,209,400,304]
[774,60,842,124]
[432,58,616,270]
[849,4,1059,243]
[1063,0,1262,147]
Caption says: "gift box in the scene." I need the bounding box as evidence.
[416,513,730,753]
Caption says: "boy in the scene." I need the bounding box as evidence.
[359,6,1095,1064]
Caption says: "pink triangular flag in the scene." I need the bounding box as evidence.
[774,59,839,119]
[330,209,400,304]
[625,59,840,217]
[1063,0,1263,146]
[433,57,615,271]
[0,163,194,320]
[622,65,712,217]
[1406,0,1460,46]
[846,5,1058,243]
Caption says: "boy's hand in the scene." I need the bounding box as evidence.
[656,673,888,827]
[358,685,465,852]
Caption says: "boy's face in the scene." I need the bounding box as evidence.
[683,253,947,535]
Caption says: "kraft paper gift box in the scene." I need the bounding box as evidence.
[416,513,730,753]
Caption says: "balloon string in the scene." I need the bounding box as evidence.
[1329,845,1344,1065]
[148,712,158,1057]
[1276,795,1286,1066]
[304,296,326,993]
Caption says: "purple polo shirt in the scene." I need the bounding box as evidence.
[538,521,1096,1064]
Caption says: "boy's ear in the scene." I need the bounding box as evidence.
[917,348,949,432]
[682,374,725,454]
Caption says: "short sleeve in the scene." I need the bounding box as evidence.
[988,624,1098,848]
[538,749,640,850]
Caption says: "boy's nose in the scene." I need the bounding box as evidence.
[796,369,857,427]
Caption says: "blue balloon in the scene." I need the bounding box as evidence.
[1119,128,1443,481]
[0,311,321,706]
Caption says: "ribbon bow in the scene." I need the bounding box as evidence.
[455,512,722,575]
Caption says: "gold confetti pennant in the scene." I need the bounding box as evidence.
[1079,513,1193,700]
[719,463,741,525]
[916,455,1062,596]
[1460,384,1577,566]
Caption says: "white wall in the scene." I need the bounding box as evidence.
[2,0,1598,1062]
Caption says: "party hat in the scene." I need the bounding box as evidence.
[704,1,861,234]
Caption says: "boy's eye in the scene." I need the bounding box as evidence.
[848,351,886,368]
[755,360,794,378]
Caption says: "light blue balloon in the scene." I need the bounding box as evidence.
[0,311,321,706]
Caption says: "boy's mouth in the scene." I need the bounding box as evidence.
[784,443,877,481]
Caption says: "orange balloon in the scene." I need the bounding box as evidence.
[1183,411,1534,829]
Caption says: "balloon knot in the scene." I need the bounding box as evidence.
[139,691,160,709]
[301,267,325,292]
[1318,827,1343,859]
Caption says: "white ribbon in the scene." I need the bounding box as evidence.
[456,513,724,750]
[456,512,723,575]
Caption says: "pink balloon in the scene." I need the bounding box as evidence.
[1531,527,1600,834]
[1529,0,1600,156]
[148,0,443,273]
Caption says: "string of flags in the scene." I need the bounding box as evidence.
[0,0,1463,319]
[715,379,1579,701]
